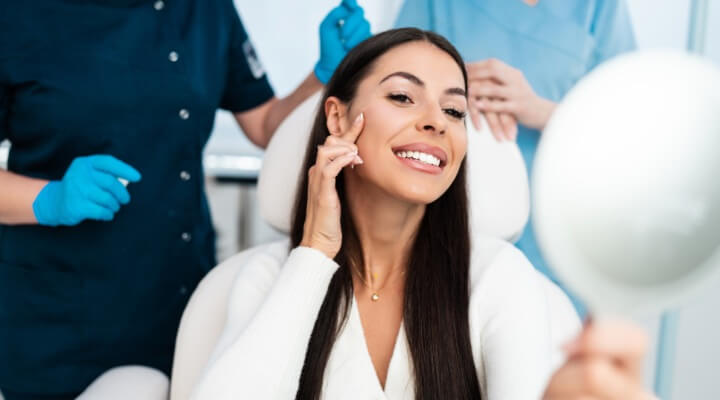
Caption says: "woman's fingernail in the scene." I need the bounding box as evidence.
[354,155,364,164]
[356,113,364,123]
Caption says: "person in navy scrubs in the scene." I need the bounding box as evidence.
[0,0,371,398]
[395,0,636,317]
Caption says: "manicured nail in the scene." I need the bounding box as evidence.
[354,155,364,164]
[355,113,364,123]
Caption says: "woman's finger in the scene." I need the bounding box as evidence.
[475,98,515,114]
[324,135,358,151]
[466,59,514,84]
[340,112,365,143]
[469,80,510,99]
[468,105,484,131]
[484,111,505,142]
[319,151,361,194]
[316,144,359,168]
[566,319,648,378]
[499,112,518,141]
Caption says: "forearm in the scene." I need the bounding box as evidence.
[262,72,323,145]
[0,169,47,224]
[193,246,338,399]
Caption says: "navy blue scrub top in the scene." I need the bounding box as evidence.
[0,0,273,394]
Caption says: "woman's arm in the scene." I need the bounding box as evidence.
[191,246,339,400]
[0,169,47,224]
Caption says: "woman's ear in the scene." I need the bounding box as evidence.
[325,96,348,137]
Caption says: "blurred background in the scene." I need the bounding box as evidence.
[1,0,718,398]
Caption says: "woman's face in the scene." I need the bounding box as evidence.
[330,41,468,205]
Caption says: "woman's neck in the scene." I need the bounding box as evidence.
[344,175,425,290]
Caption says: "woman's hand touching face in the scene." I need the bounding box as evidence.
[300,112,365,260]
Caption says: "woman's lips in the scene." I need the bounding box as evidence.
[391,143,448,166]
[394,154,444,174]
[391,143,448,175]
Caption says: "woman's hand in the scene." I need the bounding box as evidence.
[466,59,557,140]
[544,319,657,400]
[300,113,364,259]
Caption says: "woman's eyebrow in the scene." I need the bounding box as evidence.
[379,71,424,86]
[379,71,466,97]
[445,87,466,97]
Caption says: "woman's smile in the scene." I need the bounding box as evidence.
[391,142,448,175]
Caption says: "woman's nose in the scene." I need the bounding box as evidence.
[415,105,447,135]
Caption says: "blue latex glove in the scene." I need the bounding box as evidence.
[33,155,142,226]
[314,0,372,84]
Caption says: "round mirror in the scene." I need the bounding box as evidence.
[533,50,720,314]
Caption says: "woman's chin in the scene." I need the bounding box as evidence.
[387,185,447,205]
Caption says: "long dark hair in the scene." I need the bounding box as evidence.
[291,28,480,399]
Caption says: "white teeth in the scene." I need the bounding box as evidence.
[395,150,441,167]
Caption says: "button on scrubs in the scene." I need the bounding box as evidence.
[0,0,273,395]
[395,0,636,316]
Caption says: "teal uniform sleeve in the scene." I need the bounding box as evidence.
[393,0,433,30]
[588,0,637,70]
[220,6,275,113]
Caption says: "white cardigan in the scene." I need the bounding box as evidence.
[191,235,580,400]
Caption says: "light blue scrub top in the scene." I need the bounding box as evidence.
[395,0,636,316]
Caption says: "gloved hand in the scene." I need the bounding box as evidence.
[33,155,142,226]
[314,0,372,84]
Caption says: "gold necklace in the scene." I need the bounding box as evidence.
[353,267,405,302]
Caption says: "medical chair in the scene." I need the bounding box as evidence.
[49,92,579,400]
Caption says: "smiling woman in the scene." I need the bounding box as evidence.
[189,28,650,400]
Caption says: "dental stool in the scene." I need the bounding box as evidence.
[68,92,579,400]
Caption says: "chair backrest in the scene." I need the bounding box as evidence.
[170,92,534,400]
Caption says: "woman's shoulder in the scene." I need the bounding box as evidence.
[468,234,582,348]
[215,239,292,286]
[218,238,291,267]
[467,234,553,315]
[469,234,537,290]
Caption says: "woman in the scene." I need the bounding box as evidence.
[395,0,637,317]
[192,28,653,399]
[0,0,370,398]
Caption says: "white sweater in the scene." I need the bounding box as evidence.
[191,235,581,400]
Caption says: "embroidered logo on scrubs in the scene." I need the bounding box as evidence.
[242,38,265,79]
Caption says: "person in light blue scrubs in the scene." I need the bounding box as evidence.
[395,0,636,317]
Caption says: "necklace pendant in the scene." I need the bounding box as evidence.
[371,293,380,302]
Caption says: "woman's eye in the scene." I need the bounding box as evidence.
[444,108,467,120]
[388,93,412,104]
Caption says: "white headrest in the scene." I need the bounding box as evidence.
[257,92,529,242]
